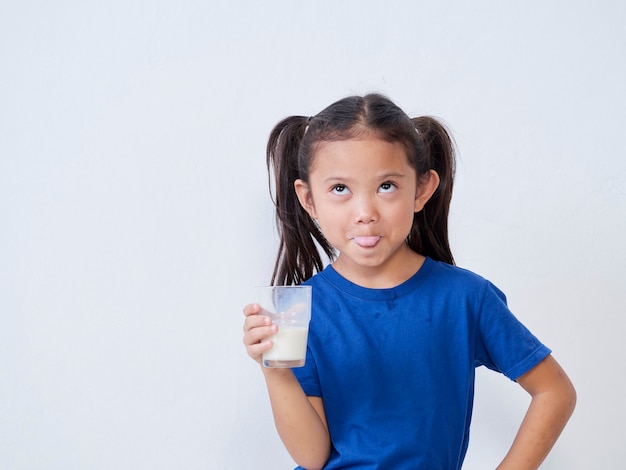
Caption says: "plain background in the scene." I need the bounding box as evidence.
[1,1,625,468]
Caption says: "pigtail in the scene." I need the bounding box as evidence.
[267,116,333,285]
[409,116,456,265]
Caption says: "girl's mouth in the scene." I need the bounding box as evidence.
[352,236,381,248]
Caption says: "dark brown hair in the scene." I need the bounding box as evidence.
[267,93,456,285]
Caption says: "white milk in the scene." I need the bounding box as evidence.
[263,326,308,368]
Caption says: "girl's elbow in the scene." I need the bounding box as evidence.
[295,445,330,470]
[302,464,324,470]
[297,457,327,470]
[549,372,576,423]
[564,380,577,416]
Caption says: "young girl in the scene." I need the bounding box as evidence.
[242,93,576,469]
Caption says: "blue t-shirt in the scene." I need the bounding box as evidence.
[293,257,550,469]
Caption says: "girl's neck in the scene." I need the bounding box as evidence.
[332,248,426,289]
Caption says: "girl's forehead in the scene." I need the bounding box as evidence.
[312,137,408,159]
[308,138,412,173]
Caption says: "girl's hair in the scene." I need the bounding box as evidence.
[267,93,456,285]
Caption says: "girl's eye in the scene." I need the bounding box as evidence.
[379,182,397,193]
[331,184,349,195]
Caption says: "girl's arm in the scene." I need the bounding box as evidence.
[497,354,576,470]
[243,303,331,470]
[262,369,331,469]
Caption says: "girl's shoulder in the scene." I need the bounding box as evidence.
[426,259,508,307]
[426,257,506,294]
[427,258,490,284]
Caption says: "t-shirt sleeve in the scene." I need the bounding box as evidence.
[292,345,322,397]
[474,281,551,380]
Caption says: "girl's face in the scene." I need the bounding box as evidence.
[295,136,439,287]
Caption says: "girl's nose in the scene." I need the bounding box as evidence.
[353,195,378,224]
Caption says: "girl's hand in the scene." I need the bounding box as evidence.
[242,303,277,365]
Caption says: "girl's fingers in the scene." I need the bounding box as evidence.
[243,308,272,333]
[246,338,274,359]
[242,303,278,363]
[243,302,262,317]
[244,319,277,345]
[244,328,275,362]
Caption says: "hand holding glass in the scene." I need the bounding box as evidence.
[257,286,312,368]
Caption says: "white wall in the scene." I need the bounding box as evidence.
[1,1,624,468]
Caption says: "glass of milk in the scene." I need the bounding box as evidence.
[257,285,312,368]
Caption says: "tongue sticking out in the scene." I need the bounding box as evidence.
[353,236,380,248]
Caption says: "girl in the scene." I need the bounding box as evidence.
[242,93,576,469]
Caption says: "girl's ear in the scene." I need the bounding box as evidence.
[414,170,440,212]
[294,179,318,219]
